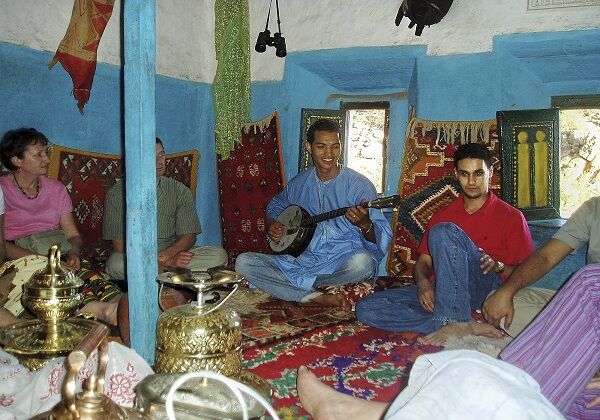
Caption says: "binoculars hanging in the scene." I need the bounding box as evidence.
[255,0,287,58]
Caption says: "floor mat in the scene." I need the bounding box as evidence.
[243,322,442,419]
[222,287,355,349]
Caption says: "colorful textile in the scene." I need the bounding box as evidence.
[501,264,600,419]
[213,0,251,159]
[0,342,153,418]
[49,0,116,112]
[243,322,441,419]
[221,287,354,348]
[0,176,72,241]
[217,112,286,265]
[46,144,199,268]
[387,118,501,277]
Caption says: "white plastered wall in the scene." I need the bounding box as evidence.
[1,0,599,83]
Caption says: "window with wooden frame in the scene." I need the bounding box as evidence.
[299,103,389,195]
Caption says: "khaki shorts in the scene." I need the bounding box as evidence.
[506,287,555,338]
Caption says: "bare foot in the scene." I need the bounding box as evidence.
[297,366,388,420]
[418,322,503,346]
[310,294,351,311]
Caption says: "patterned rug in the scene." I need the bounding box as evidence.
[223,288,355,349]
[386,118,502,277]
[46,145,199,268]
[217,112,286,266]
[243,322,442,419]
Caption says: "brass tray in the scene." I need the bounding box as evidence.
[0,317,99,357]
[134,370,272,419]
[157,268,243,293]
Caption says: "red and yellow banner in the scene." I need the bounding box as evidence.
[49,0,115,113]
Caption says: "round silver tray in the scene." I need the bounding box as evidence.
[134,370,272,419]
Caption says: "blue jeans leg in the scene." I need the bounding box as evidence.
[429,222,502,328]
[356,222,502,334]
[235,252,310,302]
[313,252,377,288]
[356,285,436,333]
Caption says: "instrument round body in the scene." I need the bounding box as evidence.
[269,205,316,257]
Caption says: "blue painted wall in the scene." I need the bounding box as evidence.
[2,29,599,258]
[0,41,221,246]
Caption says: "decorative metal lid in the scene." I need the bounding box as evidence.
[23,244,84,299]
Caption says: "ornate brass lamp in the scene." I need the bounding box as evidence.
[0,244,99,370]
[150,268,272,415]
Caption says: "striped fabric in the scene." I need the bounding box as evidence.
[501,264,600,418]
[103,176,200,251]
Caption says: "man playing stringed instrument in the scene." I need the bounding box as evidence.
[235,119,393,309]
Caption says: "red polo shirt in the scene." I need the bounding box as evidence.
[417,192,534,280]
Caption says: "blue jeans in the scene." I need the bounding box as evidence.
[234,252,377,302]
[355,222,502,333]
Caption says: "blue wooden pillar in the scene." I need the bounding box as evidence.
[123,0,158,363]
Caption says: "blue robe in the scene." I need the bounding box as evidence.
[266,166,393,290]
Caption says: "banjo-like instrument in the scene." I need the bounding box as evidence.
[269,195,400,257]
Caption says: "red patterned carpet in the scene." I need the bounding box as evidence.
[243,321,442,419]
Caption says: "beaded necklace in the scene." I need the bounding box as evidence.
[13,173,40,200]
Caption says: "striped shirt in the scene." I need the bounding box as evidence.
[103,176,201,251]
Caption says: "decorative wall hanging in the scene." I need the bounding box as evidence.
[49,0,115,113]
[217,112,286,266]
[497,109,560,220]
[214,0,252,159]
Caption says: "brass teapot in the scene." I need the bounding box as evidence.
[0,244,98,370]
[22,243,84,322]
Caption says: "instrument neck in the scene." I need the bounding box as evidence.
[302,202,368,226]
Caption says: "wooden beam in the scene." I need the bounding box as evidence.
[123,0,158,363]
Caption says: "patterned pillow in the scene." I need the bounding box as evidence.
[47,145,199,268]
[386,118,501,277]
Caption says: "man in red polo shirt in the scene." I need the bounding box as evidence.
[356,143,534,344]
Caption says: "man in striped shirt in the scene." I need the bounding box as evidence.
[103,137,227,280]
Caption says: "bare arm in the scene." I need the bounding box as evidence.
[413,253,435,312]
[158,233,197,268]
[5,241,35,260]
[483,238,574,328]
[60,212,83,270]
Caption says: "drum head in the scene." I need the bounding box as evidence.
[2,255,48,317]
[269,205,303,253]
